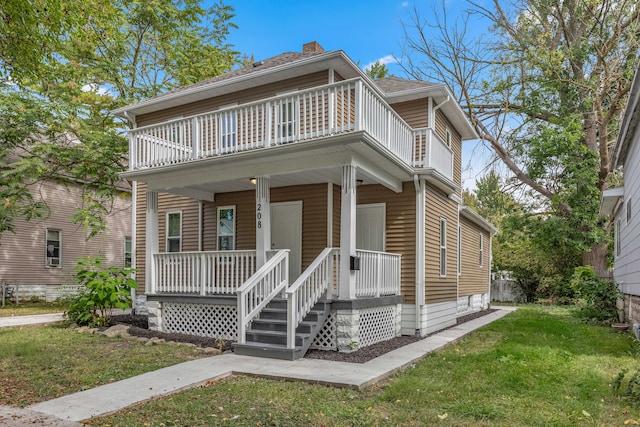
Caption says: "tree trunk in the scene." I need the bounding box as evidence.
[582,241,610,279]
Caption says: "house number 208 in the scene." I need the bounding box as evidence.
[256,203,262,229]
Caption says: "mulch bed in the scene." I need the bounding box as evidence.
[110,309,497,363]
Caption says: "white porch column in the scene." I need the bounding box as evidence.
[255,176,271,267]
[145,191,159,294]
[340,165,357,299]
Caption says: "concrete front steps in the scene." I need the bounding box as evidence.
[233,299,330,360]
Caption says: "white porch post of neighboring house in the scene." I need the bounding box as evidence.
[145,191,162,331]
[339,165,357,299]
[255,176,271,267]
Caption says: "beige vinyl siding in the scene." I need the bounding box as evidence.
[459,217,491,296]
[0,180,131,286]
[435,110,462,189]
[137,72,330,128]
[357,182,416,304]
[158,195,200,253]
[135,182,147,290]
[425,184,458,304]
[389,99,429,128]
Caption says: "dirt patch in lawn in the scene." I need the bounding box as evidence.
[110,309,497,363]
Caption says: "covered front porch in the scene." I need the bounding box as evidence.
[139,164,405,359]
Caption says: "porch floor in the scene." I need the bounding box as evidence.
[27,307,517,423]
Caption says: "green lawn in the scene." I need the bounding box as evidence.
[89,305,640,426]
[0,323,214,406]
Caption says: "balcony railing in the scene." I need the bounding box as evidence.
[413,127,454,178]
[128,78,453,180]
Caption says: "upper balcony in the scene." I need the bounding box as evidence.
[128,78,453,181]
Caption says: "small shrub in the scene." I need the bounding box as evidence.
[570,266,621,323]
[65,256,137,327]
[612,369,640,402]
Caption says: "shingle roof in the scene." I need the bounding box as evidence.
[143,51,327,104]
[374,76,437,94]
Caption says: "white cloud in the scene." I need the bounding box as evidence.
[81,83,109,96]
[401,1,409,7]
[364,55,399,71]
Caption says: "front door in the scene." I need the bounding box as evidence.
[271,201,303,280]
[356,203,385,251]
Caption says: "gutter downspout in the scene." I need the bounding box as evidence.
[414,175,426,334]
[125,112,138,312]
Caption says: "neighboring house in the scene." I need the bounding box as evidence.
[114,41,495,359]
[602,63,640,326]
[0,179,132,301]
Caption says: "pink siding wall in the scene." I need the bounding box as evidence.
[0,181,132,286]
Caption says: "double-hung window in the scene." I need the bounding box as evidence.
[46,229,61,267]
[166,212,182,252]
[220,111,237,152]
[479,233,484,267]
[218,206,235,250]
[124,236,132,268]
[440,218,447,277]
[457,224,462,275]
[278,100,296,140]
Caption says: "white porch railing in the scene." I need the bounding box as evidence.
[152,250,256,295]
[236,249,289,344]
[128,78,417,170]
[413,127,454,180]
[285,248,339,348]
[355,249,402,298]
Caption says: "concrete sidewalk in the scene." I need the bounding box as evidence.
[0,312,65,328]
[4,307,517,425]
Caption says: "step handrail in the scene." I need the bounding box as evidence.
[237,249,289,344]
[285,248,339,348]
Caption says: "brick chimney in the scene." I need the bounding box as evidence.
[303,41,324,53]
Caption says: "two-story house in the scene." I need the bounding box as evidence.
[114,42,495,360]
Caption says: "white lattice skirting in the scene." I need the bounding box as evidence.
[310,311,337,350]
[359,305,398,348]
[310,305,400,351]
[163,303,238,340]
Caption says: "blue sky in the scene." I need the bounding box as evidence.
[223,0,493,189]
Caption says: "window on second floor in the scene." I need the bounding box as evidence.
[277,100,296,141]
[166,212,182,252]
[218,206,236,251]
[445,127,452,147]
[46,229,61,268]
[440,218,447,277]
[220,111,237,151]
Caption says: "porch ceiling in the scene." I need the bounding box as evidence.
[125,132,415,198]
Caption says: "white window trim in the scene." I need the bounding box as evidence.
[479,233,484,268]
[217,205,236,251]
[166,211,182,252]
[445,127,452,147]
[440,218,447,277]
[45,228,62,268]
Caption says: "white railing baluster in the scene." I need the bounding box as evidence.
[354,249,401,298]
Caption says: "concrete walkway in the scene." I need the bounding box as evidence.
[0,312,65,328]
[3,306,517,425]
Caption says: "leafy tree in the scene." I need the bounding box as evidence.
[0,0,239,238]
[365,60,391,80]
[401,0,640,275]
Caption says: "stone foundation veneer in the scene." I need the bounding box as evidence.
[147,300,163,331]
[336,309,360,352]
